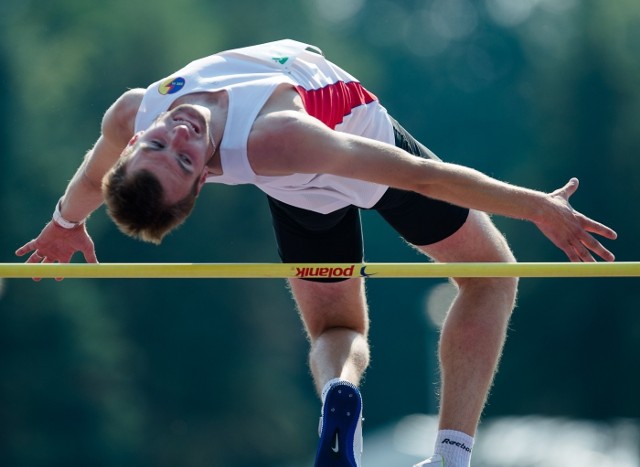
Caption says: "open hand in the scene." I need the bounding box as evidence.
[534,178,617,262]
[15,221,98,280]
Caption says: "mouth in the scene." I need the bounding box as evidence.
[171,106,206,136]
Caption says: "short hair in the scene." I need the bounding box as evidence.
[102,155,200,245]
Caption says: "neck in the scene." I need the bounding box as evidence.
[207,128,217,163]
[205,124,224,175]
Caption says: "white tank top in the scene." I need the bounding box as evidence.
[135,39,393,214]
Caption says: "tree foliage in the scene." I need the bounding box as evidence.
[1,1,639,466]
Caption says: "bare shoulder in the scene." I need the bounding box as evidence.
[249,109,344,176]
[102,88,145,146]
[258,83,305,115]
[251,84,323,145]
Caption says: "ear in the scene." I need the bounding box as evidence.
[195,169,208,196]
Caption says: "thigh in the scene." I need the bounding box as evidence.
[267,197,369,339]
[419,209,515,264]
[419,211,518,339]
[376,117,470,246]
[267,196,364,264]
[374,187,470,246]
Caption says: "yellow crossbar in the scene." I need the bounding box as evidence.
[1,262,639,279]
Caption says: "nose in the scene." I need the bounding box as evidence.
[169,124,190,150]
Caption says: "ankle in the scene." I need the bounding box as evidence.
[320,377,347,403]
[433,429,474,467]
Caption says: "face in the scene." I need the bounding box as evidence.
[126,105,213,203]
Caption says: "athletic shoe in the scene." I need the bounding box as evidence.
[314,381,363,467]
[413,454,445,466]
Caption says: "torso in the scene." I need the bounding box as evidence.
[124,40,394,213]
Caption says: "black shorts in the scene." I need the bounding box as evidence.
[267,118,469,277]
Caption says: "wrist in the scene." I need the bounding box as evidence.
[525,190,552,225]
[52,198,85,229]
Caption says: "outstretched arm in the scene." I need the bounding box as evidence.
[249,111,617,262]
[15,89,143,268]
[389,158,617,262]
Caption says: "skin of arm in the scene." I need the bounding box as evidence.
[248,110,617,262]
[58,88,143,222]
[15,89,142,267]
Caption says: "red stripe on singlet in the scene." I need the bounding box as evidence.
[295,81,378,129]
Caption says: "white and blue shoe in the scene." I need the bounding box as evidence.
[314,381,363,467]
[413,455,445,466]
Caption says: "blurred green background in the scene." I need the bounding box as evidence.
[1,0,639,466]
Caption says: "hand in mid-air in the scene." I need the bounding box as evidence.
[15,221,98,281]
[535,178,617,262]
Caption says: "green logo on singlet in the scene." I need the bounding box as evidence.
[272,56,289,65]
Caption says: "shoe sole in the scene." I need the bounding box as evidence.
[314,382,362,467]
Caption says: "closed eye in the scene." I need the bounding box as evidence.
[140,140,193,175]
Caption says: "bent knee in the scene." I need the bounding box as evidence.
[288,278,369,340]
[421,211,516,263]
[452,233,519,307]
[455,273,518,294]
[454,274,519,313]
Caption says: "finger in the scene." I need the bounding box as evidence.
[561,241,582,263]
[82,247,99,264]
[564,249,581,263]
[44,258,65,282]
[580,216,618,240]
[28,253,49,281]
[561,177,579,200]
[26,252,43,264]
[562,237,594,263]
[573,241,596,263]
[30,260,43,281]
[582,237,615,262]
[40,257,62,282]
[15,241,37,257]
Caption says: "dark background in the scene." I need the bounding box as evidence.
[1,1,638,466]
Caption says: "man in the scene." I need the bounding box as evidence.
[16,39,616,467]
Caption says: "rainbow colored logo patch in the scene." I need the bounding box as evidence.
[158,77,186,95]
